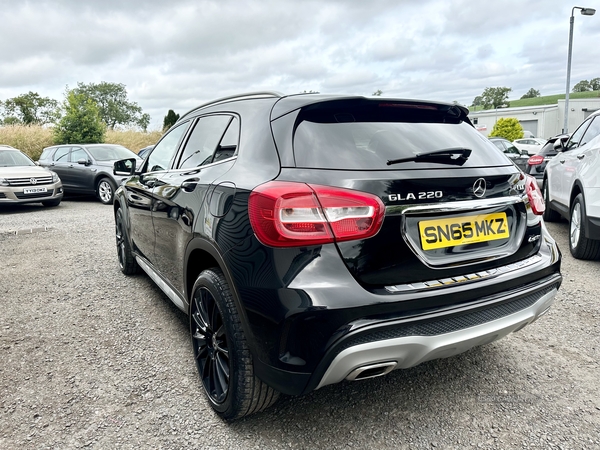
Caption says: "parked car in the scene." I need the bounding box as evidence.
[512,138,547,156]
[137,145,154,159]
[544,110,600,259]
[0,145,63,206]
[524,135,566,189]
[38,144,141,205]
[113,92,561,420]
[488,137,529,171]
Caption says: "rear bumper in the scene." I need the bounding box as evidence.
[315,278,558,389]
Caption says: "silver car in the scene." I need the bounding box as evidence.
[0,145,63,206]
[38,144,141,205]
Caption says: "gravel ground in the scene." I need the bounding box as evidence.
[1,199,599,449]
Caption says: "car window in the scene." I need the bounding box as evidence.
[177,115,232,169]
[39,148,53,161]
[53,147,70,162]
[504,144,520,155]
[213,116,240,162]
[146,121,190,173]
[566,119,592,151]
[580,116,600,147]
[70,147,88,163]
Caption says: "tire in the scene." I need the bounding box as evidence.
[97,178,116,205]
[190,268,279,420]
[542,180,560,222]
[42,199,61,207]
[569,193,600,260]
[115,208,141,274]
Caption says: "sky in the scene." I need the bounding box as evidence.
[2,0,600,130]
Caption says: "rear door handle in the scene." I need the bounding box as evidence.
[577,154,585,160]
[559,159,565,164]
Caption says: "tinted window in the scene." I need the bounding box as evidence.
[87,145,135,161]
[214,116,239,162]
[53,147,70,162]
[580,116,600,146]
[146,122,190,173]
[177,115,232,169]
[294,121,509,169]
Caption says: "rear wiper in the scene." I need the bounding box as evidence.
[387,148,472,166]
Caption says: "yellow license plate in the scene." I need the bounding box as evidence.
[419,212,509,250]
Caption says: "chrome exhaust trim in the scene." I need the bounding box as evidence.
[345,361,397,381]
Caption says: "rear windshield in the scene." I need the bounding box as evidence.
[292,101,510,170]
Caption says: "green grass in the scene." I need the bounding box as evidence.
[470,90,600,111]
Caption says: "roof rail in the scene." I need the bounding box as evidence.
[179,91,284,120]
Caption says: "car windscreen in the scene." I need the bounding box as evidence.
[0,150,35,167]
[292,101,510,170]
[87,145,137,161]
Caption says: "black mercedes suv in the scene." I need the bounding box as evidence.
[113,92,562,420]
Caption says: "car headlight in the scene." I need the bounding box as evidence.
[51,172,60,183]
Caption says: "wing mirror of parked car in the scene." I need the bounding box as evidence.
[113,158,138,176]
[553,136,569,152]
[521,149,528,156]
[77,158,91,166]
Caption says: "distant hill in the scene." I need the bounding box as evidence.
[470,91,600,111]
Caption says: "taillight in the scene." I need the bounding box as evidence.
[528,155,544,166]
[525,175,545,215]
[249,181,385,247]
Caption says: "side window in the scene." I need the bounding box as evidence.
[146,121,190,173]
[53,147,70,162]
[566,119,592,150]
[70,147,88,163]
[214,117,240,162]
[177,115,232,169]
[580,116,600,147]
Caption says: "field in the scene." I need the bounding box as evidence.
[0,125,162,160]
[469,90,600,111]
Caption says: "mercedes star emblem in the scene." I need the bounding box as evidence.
[473,178,486,198]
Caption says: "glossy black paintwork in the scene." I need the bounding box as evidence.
[114,94,562,397]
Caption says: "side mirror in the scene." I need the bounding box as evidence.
[113,158,137,176]
[77,158,90,166]
[521,150,528,156]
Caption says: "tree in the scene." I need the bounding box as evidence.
[471,96,483,107]
[590,78,600,91]
[163,110,180,131]
[480,87,512,109]
[521,88,540,99]
[372,89,383,96]
[573,80,592,92]
[53,92,105,144]
[71,82,150,130]
[489,117,524,142]
[1,91,60,125]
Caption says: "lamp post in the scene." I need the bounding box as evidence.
[563,6,596,134]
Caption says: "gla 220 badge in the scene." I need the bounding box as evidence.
[388,191,443,202]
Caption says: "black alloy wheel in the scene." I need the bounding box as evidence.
[191,285,230,405]
[115,208,140,274]
[190,268,279,420]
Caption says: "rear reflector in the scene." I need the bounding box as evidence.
[249,181,385,247]
[528,155,544,166]
[525,175,545,215]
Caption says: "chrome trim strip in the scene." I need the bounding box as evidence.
[385,254,543,292]
[385,195,526,216]
[316,288,557,389]
[136,256,186,311]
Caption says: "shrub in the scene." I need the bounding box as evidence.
[489,118,524,142]
[54,92,106,144]
[0,125,54,160]
[105,129,162,152]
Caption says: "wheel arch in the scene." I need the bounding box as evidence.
[570,180,584,213]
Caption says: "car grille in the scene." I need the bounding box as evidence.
[0,193,6,198]
[333,282,560,356]
[14,189,55,199]
[7,175,54,186]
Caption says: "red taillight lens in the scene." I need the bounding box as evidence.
[525,175,545,215]
[528,155,544,166]
[249,181,385,247]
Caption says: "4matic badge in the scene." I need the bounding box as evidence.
[388,191,443,202]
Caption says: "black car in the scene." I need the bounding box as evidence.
[524,134,567,189]
[488,137,529,171]
[113,93,562,420]
[39,144,142,204]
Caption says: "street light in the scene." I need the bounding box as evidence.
[563,6,596,134]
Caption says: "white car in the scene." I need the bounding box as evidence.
[544,110,600,259]
[512,138,547,156]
